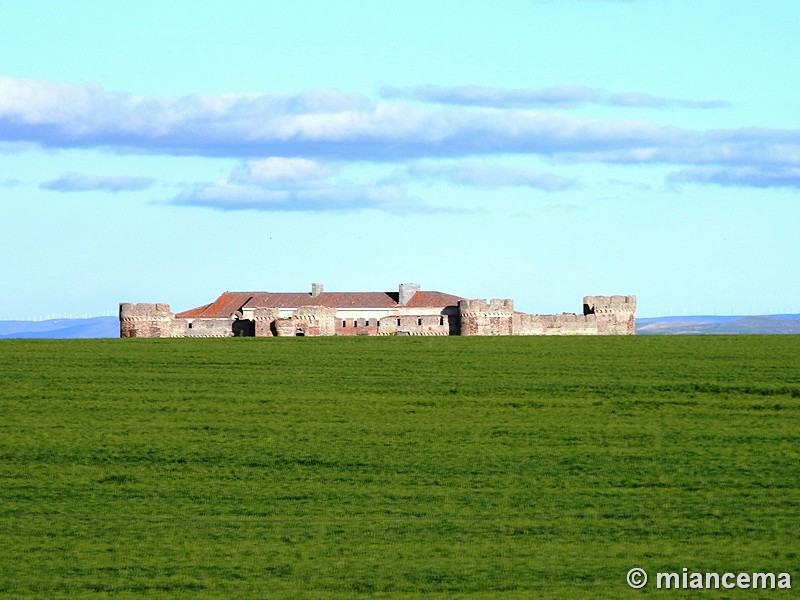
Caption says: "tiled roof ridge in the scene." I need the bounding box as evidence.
[175,289,464,318]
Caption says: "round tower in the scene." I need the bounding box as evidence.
[119,303,175,338]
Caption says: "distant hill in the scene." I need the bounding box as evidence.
[636,314,800,335]
[0,317,118,339]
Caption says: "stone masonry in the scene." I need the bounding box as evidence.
[459,295,637,336]
[120,284,636,338]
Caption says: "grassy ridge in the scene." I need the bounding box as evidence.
[0,336,798,598]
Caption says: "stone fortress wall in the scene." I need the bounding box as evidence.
[120,303,239,338]
[458,295,636,336]
[119,304,458,338]
[120,291,635,338]
[119,303,180,338]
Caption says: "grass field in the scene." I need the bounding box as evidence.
[0,336,798,598]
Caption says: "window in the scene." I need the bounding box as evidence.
[417,318,422,326]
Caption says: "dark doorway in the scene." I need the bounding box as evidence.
[232,320,255,337]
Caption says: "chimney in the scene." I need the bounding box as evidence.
[398,282,420,305]
[311,283,324,298]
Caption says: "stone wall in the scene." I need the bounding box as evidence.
[186,318,236,337]
[274,318,296,337]
[121,294,636,338]
[120,303,239,338]
[253,307,280,337]
[583,295,637,335]
[259,306,339,337]
[336,317,380,336]
[119,303,177,338]
[460,295,637,336]
[330,312,453,336]
[458,299,515,336]
[512,312,599,335]
[291,306,337,336]
[377,314,450,336]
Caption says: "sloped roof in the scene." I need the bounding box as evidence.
[176,290,464,318]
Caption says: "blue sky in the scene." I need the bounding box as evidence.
[1,0,799,319]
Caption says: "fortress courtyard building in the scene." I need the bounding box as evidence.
[120,283,636,338]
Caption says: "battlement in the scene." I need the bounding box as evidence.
[582,295,637,335]
[458,298,514,315]
[583,295,637,315]
[252,307,280,321]
[458,299,514,336]
[459,295,637,336]
[292,305,337,321]
[120,288,636,338]
[119,303,175,337]
[119,302,172,321]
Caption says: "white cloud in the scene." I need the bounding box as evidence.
[171,157,481,214]
[381,85,729,110]
[40,172,156,192]
[230,157,334,184]
[669,166,800,189]
[0,75,717,159]
[171,180,447,214]
[401,161,575,191]
[1,74,799,198]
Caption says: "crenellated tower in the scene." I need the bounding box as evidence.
[583,295,637,335]
[120,285,636,338]
[119,303,176,338]
[458,298,514,336]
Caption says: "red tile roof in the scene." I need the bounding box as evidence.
[175,290,464,318]
[176,302,213,318]
[404,291,464,308]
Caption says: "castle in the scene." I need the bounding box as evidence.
[120,283,636,337]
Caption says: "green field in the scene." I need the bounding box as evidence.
[1,336,798,598]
